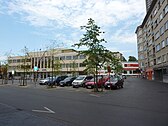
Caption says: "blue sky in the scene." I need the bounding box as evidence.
[0,0,146,61]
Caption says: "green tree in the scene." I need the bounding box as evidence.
[53,59,61,75]
[20,46,31,86]
[70,61,78,76]
[105,51,123,74]
[73,18,108,91]
[122,56,127,62]
[128,56,138,62]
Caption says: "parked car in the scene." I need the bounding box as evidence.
[72,75,93,88]
[59,76,76,86]
[39,77,55,85]
[122,75,127,79]
[85,75,109,89]
[104,76,124,89]
[46,75,68,86]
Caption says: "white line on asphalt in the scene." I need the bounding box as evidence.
[32,107,55,114]
[89,94,100,97]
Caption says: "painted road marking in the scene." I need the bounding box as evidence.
[32,107,55,114]
[89,94,100,97]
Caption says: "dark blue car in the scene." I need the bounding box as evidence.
[46,75,68,86]
[59,76,76,86]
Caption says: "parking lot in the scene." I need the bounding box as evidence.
[0,77,168,126]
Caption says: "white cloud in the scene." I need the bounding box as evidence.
[6,0,145,28]
[3,0,145,58]
[112,33,137,44]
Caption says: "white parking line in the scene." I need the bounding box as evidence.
[89,94,100,97]
[32,107,55,114]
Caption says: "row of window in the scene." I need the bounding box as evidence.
[157,53,168,64]
[9,62,86,71]
[61,63,86,68]
[153,1,167,18]
[59,55,85,60]
[9,55,86,63]
[155,20,168,40]
[145,4,168,37]
[156,37,168,52]
[8,59,31,63]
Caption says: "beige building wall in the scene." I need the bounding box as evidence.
[136,0,168,82]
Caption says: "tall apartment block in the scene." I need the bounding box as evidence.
[146,0,153,12]
[136,0,168,83]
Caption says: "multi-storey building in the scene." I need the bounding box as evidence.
[146,0,154,12]
[122,62,140,76]
[136,0,168,83]
[8,48,123,79]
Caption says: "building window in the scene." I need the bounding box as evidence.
[164,5,168,14]
[144,45,147,51]
[159,13,163,21]
[138,38,143,44]
[61,64,66,68]
[166,37,168,45]
[161,40,165,48]
[140,62,144,67]
[162,54,166,62]
[156,44,161,51]
[73,55,78,60]
[60,56,65,60]
[66,63,71,68]
[160,26,164,35]
[139,45,143,51]
[150,61,154,66]
[155,31,160,40]
[66,56,72,60]
[79,55,86,59]
[13,60,17,63]
[149,50,152,56]
[157,56,162,64]
[154,7,158,16]
[165,21,168,31]
[154,19,158,28]
[54,57,59,60]
[139,54,144,60]
[148,39,152,46]
[79,63,86,67]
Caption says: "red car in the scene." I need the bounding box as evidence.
[85,76,109,89]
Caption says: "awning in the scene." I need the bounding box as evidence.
[146,68,153,72]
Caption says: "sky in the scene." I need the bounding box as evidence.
[0,0,146,61]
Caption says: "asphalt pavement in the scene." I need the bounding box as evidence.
[0,77,168,126]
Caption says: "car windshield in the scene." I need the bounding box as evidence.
[63,77,72,81]
[44,77,51,80]
[46,77,55,80]
[76,76,85,80]
[90,76,102,81]
[109,77,118,82]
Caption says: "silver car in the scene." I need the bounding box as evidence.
[39,77,55,85]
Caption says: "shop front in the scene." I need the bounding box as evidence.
[146,68,153,80]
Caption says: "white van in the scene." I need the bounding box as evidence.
[72,75,93,88]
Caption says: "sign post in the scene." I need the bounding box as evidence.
[34,66,39,85]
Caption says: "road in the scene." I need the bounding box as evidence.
[0,77,168,126]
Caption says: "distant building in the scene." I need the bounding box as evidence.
[136,0,168,82]
[7,48,123,79]
[122,62,140,76]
